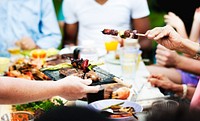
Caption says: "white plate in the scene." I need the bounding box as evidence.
[88,99,143,112]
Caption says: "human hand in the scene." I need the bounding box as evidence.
[164,12,185,31]
[147,74,175,90]
[155,44,181,67]
[15,37,37,50]
[57,76,100,100]
[145,25,183,51]
[194,7,200,24]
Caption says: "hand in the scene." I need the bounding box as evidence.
[15,37,37,50]
[147,74,175,90]
[155,44,181,67]
[164,12,185,31]
[57,76,100,100]
[145,25,183,51]
[194,7,200,24]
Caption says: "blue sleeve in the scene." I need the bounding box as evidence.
[36,0,62,49]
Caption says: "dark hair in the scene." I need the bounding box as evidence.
[35,105,110,121]
[146,105,200,121]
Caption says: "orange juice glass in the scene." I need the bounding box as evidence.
[104,40,119,52]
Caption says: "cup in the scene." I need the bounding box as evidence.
[73,47,98,61]
[87,86,104,104]
[1,111,34,121]
[0,57,10,75]
[119,48,140,80]
[151,100,179,114]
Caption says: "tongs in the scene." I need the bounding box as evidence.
[93,67,132,88]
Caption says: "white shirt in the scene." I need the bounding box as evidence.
[63,0,150,49]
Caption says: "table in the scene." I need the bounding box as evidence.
[76,59,165,108]
[0,55,165,119]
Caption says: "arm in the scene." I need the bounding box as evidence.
[36,0,62,49]
[189,7,200,42]
[132,17,152,50]
[146,25,199,56]
[148,74,195,100]
[155,44,200,75]
[62,23,78,47]
[0,76,99,104]
[164,12,188,38]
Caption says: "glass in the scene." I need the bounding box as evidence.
[119,48,140,80]
[151,100,179,114]
[30,49,47,59]
[0,57,10,75]
[73,47,98,61]
[1,111,34,121]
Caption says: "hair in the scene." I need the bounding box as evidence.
[146,105,200,121]
[35,105,110,121]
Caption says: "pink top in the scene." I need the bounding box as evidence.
[190,80,200,109]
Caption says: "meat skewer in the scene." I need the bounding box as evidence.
[102,29,146,39]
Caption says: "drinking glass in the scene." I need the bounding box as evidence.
[119,48,140,80]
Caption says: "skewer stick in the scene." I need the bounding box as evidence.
[113,77,132,88]
[135,33,146,37]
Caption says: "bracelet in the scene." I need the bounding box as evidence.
[182,84,187,99]
[193,43,200,59]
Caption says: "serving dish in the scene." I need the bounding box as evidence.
[88,99,143,121]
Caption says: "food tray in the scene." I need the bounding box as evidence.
[42,67,118,85]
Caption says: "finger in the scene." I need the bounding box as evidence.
[157,44,168,51]
[156,59,166,66]
[146,27,163,40]
[84,85,101,94]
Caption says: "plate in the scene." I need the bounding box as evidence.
[105,53,120,65]
[88,99,143,112]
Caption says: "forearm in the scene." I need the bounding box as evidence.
[179,38,199,56]
[176,56,200,75]
[172,84,195,100]
[189,19,200,42]
[0,77,61,104]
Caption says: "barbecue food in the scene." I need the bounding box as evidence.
[102,29,139,39]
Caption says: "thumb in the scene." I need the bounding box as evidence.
[85,85,101,93]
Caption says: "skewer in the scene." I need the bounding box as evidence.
[135,33,146,37]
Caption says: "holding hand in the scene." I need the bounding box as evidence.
[16,37,37,50]
[156,44,181,67]
[57,76,100,100]
[145,25,183,51]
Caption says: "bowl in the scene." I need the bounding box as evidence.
[1,111,34,121]
[88,99,143,121]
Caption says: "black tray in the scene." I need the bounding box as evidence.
[42,67,118,85]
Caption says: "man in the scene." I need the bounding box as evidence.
[62,0,153,61]
[0,0,61,50]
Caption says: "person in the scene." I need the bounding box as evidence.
[152,0,200,35]
[148,74,195,99]
[62,0,153,61]
[145,25,200,109]
[0,76,100,104]
[0,0,61,50]
[164,8,200,43]
[146,104,200,121]
[35,106,110,121]
[147,8,200,89]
